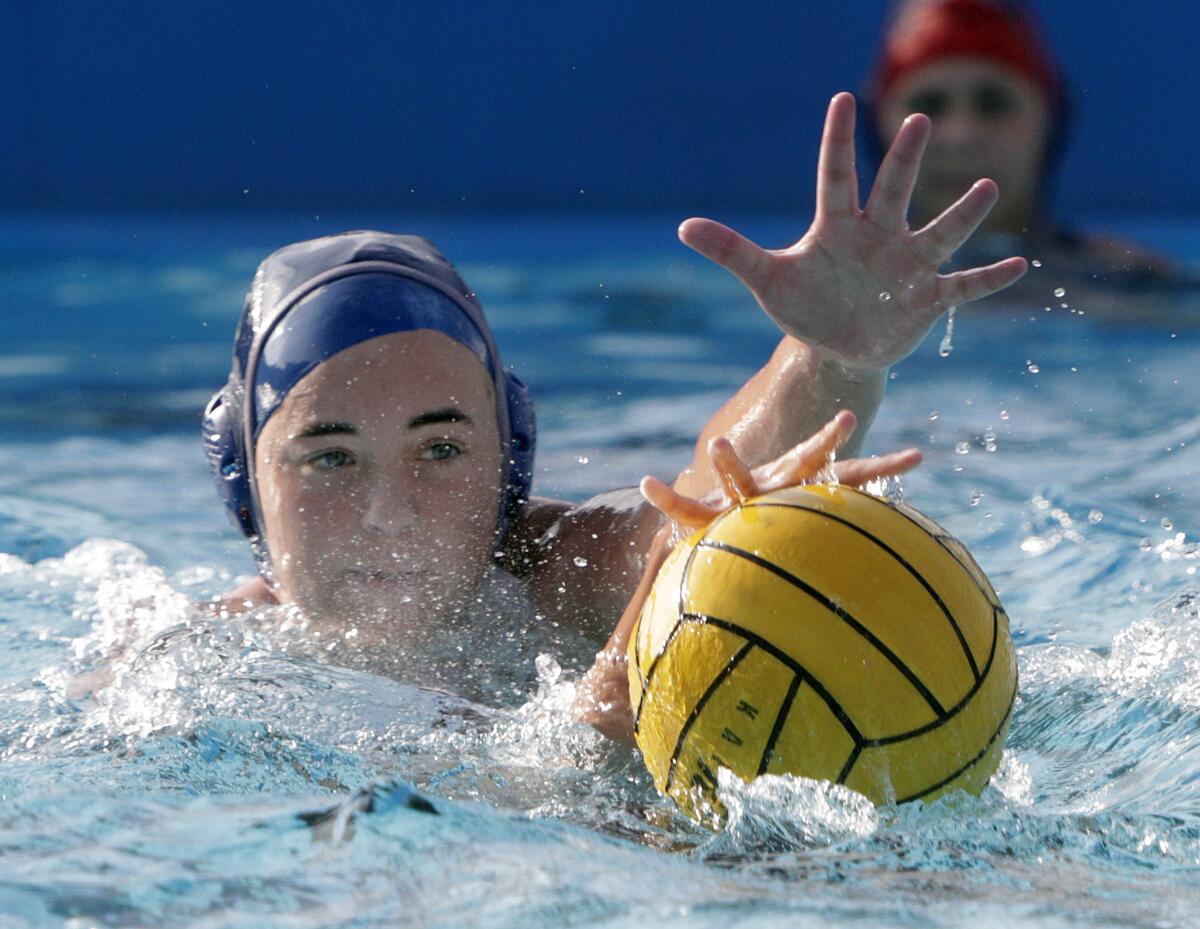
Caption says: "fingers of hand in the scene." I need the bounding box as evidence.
[678,217,770,289]
[938,256,1029,306]
[832,448,923,487]
[768,410,858,487]
[640,475,718,529]
[865,113,931,229]
[708,436,759,505]
[815,92,861,218]
[912,178,999,263]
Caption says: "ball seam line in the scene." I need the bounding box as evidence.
[861,603,1003,747]
[747,499,981,683]
[756,673,805,777]
[692,605,1005,746]
[632,610,694,737]
[687,613,865,745]
[664,640,755,796]
[632,536,710,736]
[891,501,1002,611]
[894,676,1018,804]
[699,540,950,720]
[837,744,864,785]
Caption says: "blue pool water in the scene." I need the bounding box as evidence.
[4,213,1200,927]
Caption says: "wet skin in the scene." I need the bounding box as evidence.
[253,330,504,643]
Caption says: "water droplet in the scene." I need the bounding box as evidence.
[955,441,971,455]
[1088,510,1104,524]
[1161,517,1174,531]
[983,430,998,452]
[573,556,589,568]
[928,411,939,421]
[1031,259,1042,268]
[1053,287,1066,298]
[970,490,984,506]
[1000,409,1010,420]
[938,307,957,357]
[221,462,241,479]
[878,291,891,302]
[1139,538,1154,552]
[1026,360,1040,374]
[576,456,590,465]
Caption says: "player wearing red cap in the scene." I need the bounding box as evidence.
[865,0,1197,321]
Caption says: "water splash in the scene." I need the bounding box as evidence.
[704,768,878,856]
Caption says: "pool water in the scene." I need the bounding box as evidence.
[3,214,1200,927]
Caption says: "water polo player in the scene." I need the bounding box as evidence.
[205,93,1027,716]
[865,0,1199,319]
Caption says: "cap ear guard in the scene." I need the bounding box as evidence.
[202,386,259,539]
[502,371,536,516]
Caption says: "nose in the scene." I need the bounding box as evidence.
[932,103,984,150]
[361,467,421,536]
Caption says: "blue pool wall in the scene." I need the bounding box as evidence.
[3,1,1199,218]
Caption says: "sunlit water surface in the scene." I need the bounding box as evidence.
[3,214,1200,928]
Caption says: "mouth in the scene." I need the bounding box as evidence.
[926,167,994,190]
[344,568,426,585]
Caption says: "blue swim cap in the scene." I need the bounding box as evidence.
[203,231,535,553]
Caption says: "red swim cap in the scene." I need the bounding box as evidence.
[869,0,1064,108]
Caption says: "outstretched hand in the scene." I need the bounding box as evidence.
[642,410,920,530]
[679,92,1027,370]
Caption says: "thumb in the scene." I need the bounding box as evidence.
[678,217,770,290]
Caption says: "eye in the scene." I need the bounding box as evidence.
[907,89,949,119]
[305,448,355,470]
[974,83,1016,118]
[420,440,464,462]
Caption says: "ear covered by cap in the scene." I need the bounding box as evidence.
[503,371,536,516]
[202,385,259,539]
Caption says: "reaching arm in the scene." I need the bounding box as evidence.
[519,92,1025,645]
[673,92,1025,497]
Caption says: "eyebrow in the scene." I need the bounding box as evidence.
[407,407,472,429]
[296,422,357,439]
[292,408,471,440]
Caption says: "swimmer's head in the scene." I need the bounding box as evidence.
[865,0,1069,232]
[203,232,535,624]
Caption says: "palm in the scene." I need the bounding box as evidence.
[680,93,1026,370]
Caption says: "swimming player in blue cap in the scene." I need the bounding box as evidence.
[205,93,1026,720]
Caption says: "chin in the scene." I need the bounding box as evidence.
[338,568,487,626]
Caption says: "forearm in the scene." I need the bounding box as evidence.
[573,524,672,743]
[674,335,886,498]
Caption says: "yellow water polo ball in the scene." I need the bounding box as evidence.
[628,483,1017,824]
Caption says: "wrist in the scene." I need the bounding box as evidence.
[780,336,888,386]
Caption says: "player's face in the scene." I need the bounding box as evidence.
[878,58,1051,233]
[254,330,504,638]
